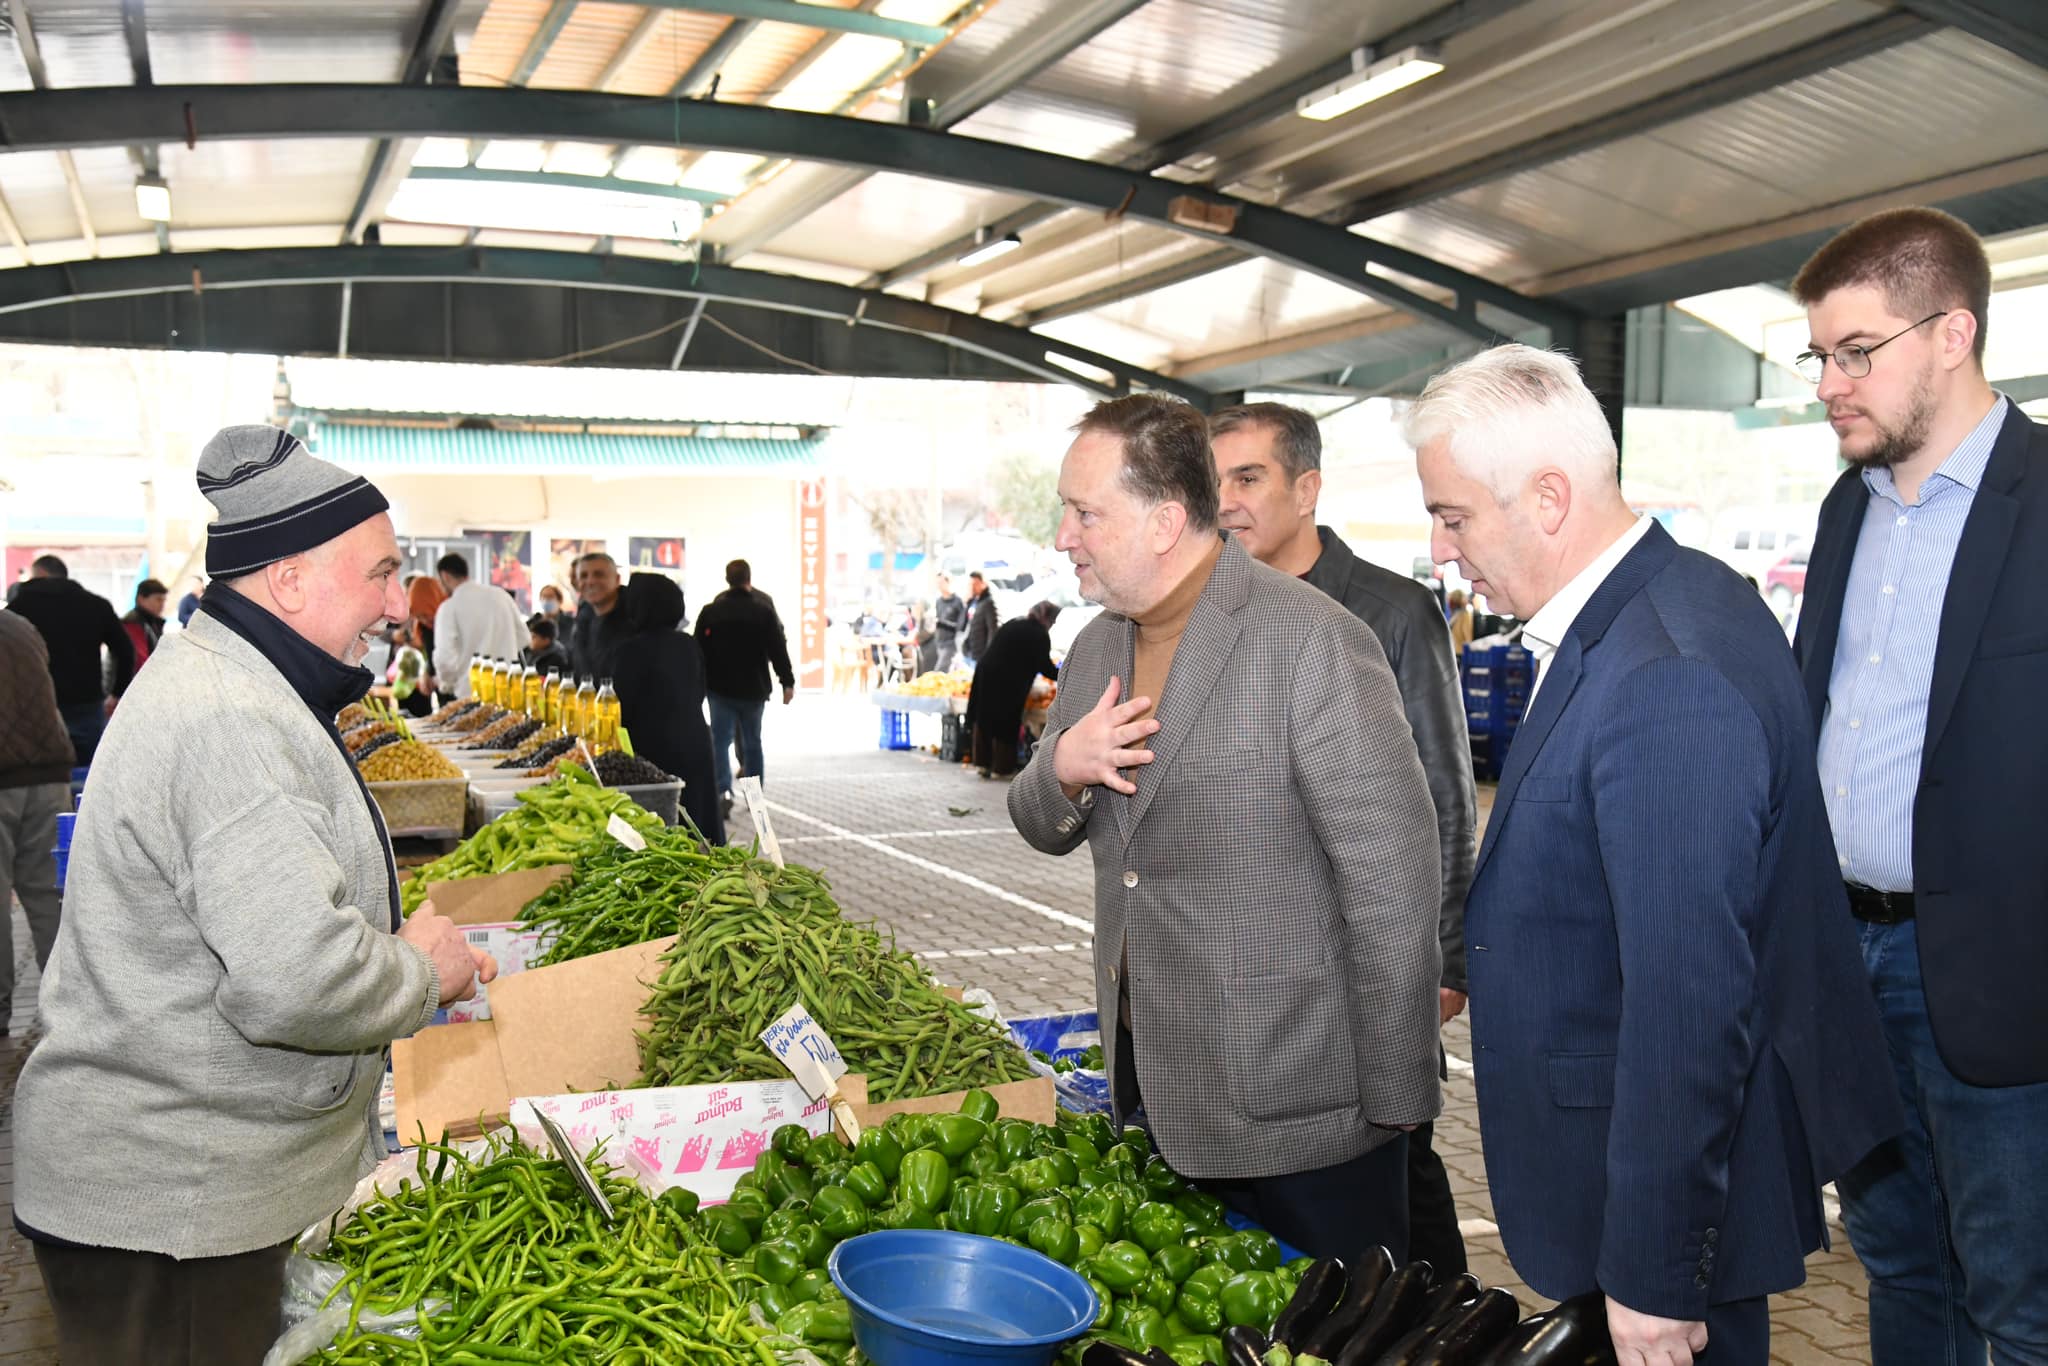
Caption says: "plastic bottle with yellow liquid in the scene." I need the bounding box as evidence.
[574,675,597,739]
[542,670,564,728]
[522,664,543,717]
[594,678,620,750]
[467,654,483,700]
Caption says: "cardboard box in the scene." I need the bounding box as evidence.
[836,1072,1056,1128]
[425,864,571,925]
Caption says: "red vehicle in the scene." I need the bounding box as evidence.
[1765,548,1807,618]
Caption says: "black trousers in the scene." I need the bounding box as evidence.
[34,1238,291,1366]
[1406,1120,1468,1276]
[1701,1295,1770,1366]
[1117,1017,1410,1264]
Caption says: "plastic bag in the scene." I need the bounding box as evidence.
[1008,1010,1112,1114]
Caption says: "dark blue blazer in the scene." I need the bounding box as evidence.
[1795,403,2048,1087]
[1468,521,1900,1320]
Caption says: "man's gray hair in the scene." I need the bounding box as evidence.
[1403,344,1617,503]
[1209,403,1322,482]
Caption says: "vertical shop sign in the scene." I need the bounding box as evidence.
[797,480,827,690]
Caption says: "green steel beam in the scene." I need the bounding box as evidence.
[0,83,1577,341]
[639,0,947,48]
[408,165,728,205]
[0,245,1216,404]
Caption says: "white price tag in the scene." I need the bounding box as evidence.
[607,812,647,851]
[760,999,858,1143]
[735,776,784,867]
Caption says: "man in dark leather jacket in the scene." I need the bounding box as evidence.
[1212,402,1478,1275]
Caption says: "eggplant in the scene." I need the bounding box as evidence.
[1143,1352,1182,1366]
[1472,1292,1616,1366]
[1366,1272,1482,1366]
[1223,1325,1276,1366]
[1298,1246,1397,1359]
[1330,1261,1435,1366]
[1272,1257,1349,1350]
[1084,1344,1161,1366]
[1414,1288,1522,1366]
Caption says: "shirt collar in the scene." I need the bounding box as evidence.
[1520,515,1654,659]
[1861,394,2008,502]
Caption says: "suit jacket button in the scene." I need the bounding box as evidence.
[1122,871,1139,888]
[1695,1273,1710,1289]
[1107,965,1119,986]
[1704,1229,1719,1245]
[1058,818,1077,835]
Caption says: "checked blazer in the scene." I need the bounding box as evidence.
[1009,533,1443,1181]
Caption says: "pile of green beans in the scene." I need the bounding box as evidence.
[315,1135,779,1365]
[637,860,1037,1101]
[519,829,736,967]
[400,764,665,916]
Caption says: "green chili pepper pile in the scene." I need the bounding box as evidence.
[400,764,665,916]
[519,828,734,967]
[634,859,1036,1101]
[313,1133,781,1365]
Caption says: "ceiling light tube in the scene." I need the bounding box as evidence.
[957,230,1022,268]
[134,174,171,222]
[1296,45,1444,121]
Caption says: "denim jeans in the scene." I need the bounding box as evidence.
[707,694,766,797]
[59,699,105,768]
[1837,918,2048,1366]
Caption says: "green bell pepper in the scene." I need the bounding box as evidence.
[771,1123,811,1161]
[703,1207,754,1257]
[759,1209,805,1243]
[1282,1254,1316,1276]
[1123,1306,1172,1350]
[792,1222,832,1268]
[803,1133,844,1170]
[949,1181,1020,1238]
[1173,1190,1230,1235]
[1009,1193,1072,1236]
[1092,1239,1153,1291]
[752,1237,804,1286]
[776,1299,854,1344]
[1138,1269,1180,1314]
[658,1186,699,1218]
[961,1142,1005,1180]
[958,1088,1001,1125]
[1218,1270,1286,1330]
[1130,1201,1187,1253]
[1065,1132,1102,1168]
[1075,1113,1119,1154]
[753,1284,793,1322]
[927,1113,989,1159]
[1168,1335,1224,1366]
[1234,1229,1282,1272]
[765,1163,814,1207]
[898,1148,951,1213]
[1142,1159,1187,1199]
[885,1111,933,1151]
[854,1128,904,1182]
[1074,1222,1107,1259]
[994,1118,1037,1166]
[1009,1155,1066,1197]
[787,1268,831,1304]
[1154,1244,1201,1284]
[812,1186,868,1242]
[874,1200,940,1231]
[1085,1276,1113,1329]
[1177,1270,1224,1334]
[1026,1215,1079,1265]
[1075,1188,1127,1240]
[725,1186,771,1235]
[842,1160,888,1207]
[1121,1128,1153,1161]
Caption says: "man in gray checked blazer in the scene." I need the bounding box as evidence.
[1009,393,1444,1262]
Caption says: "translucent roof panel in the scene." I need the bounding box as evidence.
[387,177,706,241]
[750,174,1034,277]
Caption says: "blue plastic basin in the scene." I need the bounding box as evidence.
[828,1230,1098,1366]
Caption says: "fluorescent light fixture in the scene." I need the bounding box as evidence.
[386,177,705,242]
[958,230,1022,268]
[1296,45,1444,121]
[474,140,549,173]
[411,137,473,169]
[133,174,171,222]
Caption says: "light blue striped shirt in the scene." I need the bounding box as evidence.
[1819,397,2008,891]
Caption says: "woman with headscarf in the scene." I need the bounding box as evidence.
[405,573,446,660]
[962,601,1061,778]
[609,573,724,844]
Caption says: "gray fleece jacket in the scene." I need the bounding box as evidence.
[13,611,440,1258]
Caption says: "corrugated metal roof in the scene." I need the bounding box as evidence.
[309,422,824,473]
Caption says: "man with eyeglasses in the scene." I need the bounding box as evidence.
[1790,206,2048,1366]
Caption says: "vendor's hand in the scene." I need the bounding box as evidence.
[782,686,795,705]
[1440,988,1468,1025]
[397,905,482,1005]
[1606,1298,1706,1366]
[1054,677,1157,798]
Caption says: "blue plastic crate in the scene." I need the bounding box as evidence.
[879,708,914,751]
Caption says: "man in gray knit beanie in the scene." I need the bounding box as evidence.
[13,425,495,1366]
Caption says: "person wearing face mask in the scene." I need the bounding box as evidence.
[1791,207,2048,1366]
[12,426,497,1366]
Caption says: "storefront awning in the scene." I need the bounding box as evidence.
[309,423,822,475]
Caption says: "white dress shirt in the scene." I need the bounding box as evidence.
[1520,514,1653,710]
[433,579,527,697]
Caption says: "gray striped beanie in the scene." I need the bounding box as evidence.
[198,425,390,578]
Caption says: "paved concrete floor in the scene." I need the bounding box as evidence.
[0,697,1878,1363]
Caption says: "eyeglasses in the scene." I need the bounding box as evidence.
[1793,312,1947,383]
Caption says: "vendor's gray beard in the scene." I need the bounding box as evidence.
[1843,365,1939,469]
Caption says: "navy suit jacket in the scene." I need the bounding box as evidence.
[1468,521,1900,1320]
[1795,403,2048,1087]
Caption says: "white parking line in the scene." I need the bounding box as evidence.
[780,828,1016,844]
[922,943,1092,962]
[765,800,1098,935]
[1458,1217,1500,1237]
[1446,1053,1474,1077]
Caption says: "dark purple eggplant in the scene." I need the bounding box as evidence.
[1082,1343,1158,1366]
[1298,1246,1398,1359]
[1367,1272,1482,1366]
[1473,1292,1616,1366]
[1272,1257,1349,1350]
[1142,1351,1181,1366]
[1331,1261,1435,1366]
[1222,1325,1274,1366]
[1414,1288,1522,1365]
